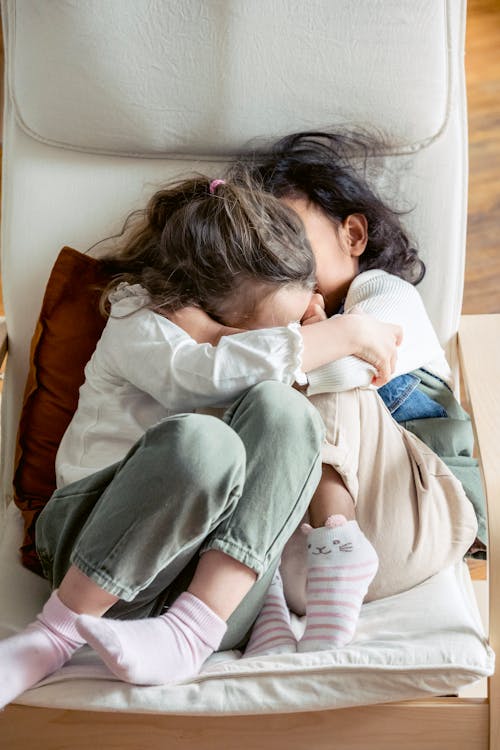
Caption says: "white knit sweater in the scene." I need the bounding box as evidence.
[55,271,450,488]
[307,269,451,395]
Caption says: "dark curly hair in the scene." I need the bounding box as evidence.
[237,130,425,285]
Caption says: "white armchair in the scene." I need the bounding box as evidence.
[0,1,498,747]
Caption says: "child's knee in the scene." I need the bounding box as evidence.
[242,381,325,443]
[145,413,246,481]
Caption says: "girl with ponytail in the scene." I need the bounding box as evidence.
[0,170,400,706]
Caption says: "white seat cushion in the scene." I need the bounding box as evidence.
[0,502,493,715]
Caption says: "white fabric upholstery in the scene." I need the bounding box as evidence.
[1,0,488,714]
[8,0,449,157]
[0,503,493,713]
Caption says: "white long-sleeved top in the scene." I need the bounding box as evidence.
[56,284,307,487]
[55,271,450,488]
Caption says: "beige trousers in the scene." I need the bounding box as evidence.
[281,388,478,614]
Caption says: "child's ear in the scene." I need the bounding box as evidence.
[342,214,368,258]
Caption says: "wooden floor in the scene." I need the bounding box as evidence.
[463,0,500,314]
[462,0,500,580]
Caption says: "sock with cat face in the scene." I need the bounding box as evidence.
[297,515,379,652]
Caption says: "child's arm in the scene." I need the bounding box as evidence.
[102,301,400,411]
[167,304,401,385]
[166,307,243,345]
[306,270,451,396]
[300,313,400,386]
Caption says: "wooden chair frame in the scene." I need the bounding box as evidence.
[0,313,498,749]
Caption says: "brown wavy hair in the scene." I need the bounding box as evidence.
[98,171,316,320]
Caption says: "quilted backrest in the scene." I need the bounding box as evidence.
[0,0,468,508]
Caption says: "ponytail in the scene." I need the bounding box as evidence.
[98,169,315,318]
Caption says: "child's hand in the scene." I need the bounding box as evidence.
[165,306,244,345]
[300,309,402,379]
[347,311,403,386]
[301,293,327,326]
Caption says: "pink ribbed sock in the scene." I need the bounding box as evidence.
[0,590,85,709]
[76,591,227,685]
[244,569,296,657]
[298,515,379,652]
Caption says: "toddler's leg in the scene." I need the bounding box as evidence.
[33,386,323,688]
[308,463,356,525]
[297,463,378,651]
[298,509,378,652]
[31,414,248,689]
[77,585,228,686]
[0,591,85,709]
[243,569,296,657]
[77,548,255,685]
[307,388,477,605]
[78,383,325,679]
[202,381,324,652]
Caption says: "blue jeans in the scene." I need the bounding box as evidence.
[378,373,447,422]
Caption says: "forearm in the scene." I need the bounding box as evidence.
[305,271,448,395]
[300,316,359,372]
[107,314,308,410]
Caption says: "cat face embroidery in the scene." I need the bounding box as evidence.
[308,538,353,555]
[301,514,355,558]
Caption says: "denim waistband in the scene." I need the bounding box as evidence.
[378,373,447,422]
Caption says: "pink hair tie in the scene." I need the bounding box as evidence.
[209,179,225,194]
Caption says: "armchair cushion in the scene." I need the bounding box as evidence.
[13,248,108,574]
[0,501,494,713]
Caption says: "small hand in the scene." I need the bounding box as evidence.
[347,310,403,386]
[301,293,327,326]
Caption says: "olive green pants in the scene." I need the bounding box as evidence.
[35,382,324,650]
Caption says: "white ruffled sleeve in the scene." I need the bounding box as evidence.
[101,304,307,410]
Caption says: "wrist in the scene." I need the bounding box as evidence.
[300,316,358,372]
[336,314,364,357]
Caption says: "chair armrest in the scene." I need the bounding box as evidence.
[458,314,500,692]
[0,317,7,366]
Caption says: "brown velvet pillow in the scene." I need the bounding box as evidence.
[13,247,110,575]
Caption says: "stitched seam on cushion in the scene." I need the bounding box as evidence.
[7,1,455,160]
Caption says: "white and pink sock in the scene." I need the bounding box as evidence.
[244,569,296,657]
[298,515,379,652]
[0,590,85,709]
[76,591,227,685]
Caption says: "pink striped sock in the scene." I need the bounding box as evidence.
[297,515,379,652]
[76,592,227,685]
[0,590,85,709]
[244,569,296,657]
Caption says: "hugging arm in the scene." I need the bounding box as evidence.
[101,311,308,411]
[306,271,446,396]
[102,299,400,411]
